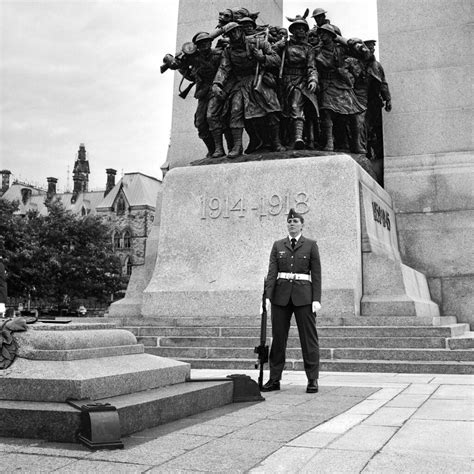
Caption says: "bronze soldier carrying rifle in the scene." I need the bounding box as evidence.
[212,21,285,158]
[314,24,365,152]
[363,40,392,164]
[274,10,319,150]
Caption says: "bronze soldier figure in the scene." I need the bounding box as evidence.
[314,24,365,152]
[212,22,285,158]
[364,40,392,163]
[274,11,319,150]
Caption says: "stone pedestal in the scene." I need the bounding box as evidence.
[139,155,437,319]
[0,321,234,442]
[378,0,473,325]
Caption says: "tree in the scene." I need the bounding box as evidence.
[0,198,126,304]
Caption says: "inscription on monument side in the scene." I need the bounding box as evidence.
[199,192,310,219]
[371,201,391,231]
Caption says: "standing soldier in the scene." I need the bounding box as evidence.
[212,22,285,158]
[274,11,319,149]
[166,32,223,158]
[314,24,365,152]
[364,39,392,163]
[262,208,322,393]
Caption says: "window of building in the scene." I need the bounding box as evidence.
[126,257,133,276]
[116,196,126,215]
[113,231,121,249]
[123,230,132,248]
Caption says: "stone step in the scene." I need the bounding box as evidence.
[143,336,449,349]
[448,332,474,349]
[109,315,458,327]
[170,357,474,375]
[127,324,469,338]
[146,346,474,362]
[0,380,233,442]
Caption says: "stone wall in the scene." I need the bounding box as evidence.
[379,0,474,325]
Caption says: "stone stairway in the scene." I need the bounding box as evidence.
[114,315,474,375]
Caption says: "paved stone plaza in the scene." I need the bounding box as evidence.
[1,369,472,473]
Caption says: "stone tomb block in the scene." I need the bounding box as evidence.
[142,155,438,318]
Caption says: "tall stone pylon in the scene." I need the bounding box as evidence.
[379,0,473,326]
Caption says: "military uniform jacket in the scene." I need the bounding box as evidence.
[265,236,322,307]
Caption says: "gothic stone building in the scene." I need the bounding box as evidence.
[0,144,162,279]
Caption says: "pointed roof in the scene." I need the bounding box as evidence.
[96,172,161,211]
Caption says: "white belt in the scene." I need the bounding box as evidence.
[277,272,312,282]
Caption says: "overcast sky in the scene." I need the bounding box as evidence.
[0,0,377,191]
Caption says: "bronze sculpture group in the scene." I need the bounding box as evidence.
[162,6,391,166]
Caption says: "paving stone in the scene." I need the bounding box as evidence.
[385,393,431,407]
[431,384,474,399]
[287,430,340,448]
[299,448,374,473]
[328,424,397,451]
[311,414,368,433]
[250,446,319,473]
[382,419,473,457]
[88,433,212,465]
[403,383,439,394]
[154,438,281,473]
[367,387,406,400]
[227,418,317,443]
[412,398,474,421]
[363,450,473,474]
[0,452,75,471]
[55,459,151,473]
[343,398,388,415]
[363,406,417,426]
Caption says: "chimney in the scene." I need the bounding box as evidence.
[105,168,117,197]
[1,170,11,196]
[46,177,58,200]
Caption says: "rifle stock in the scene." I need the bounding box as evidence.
[254,278,269,390]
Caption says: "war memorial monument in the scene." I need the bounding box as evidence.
[1,0,472,445]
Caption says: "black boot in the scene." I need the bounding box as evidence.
[211,130,225,158]
[268,115,286,152]
[227,128,243,158]
[261,379,280,392]
[349,113,366,154]
[202,135,215,158]
[306,379,318,393]
[294,119,305,150]
[321,125,334,151]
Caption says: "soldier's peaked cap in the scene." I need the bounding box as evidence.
[287,208,304,223]
[192,31,211,44]
[364,39,377,44]
[312,8,327,17]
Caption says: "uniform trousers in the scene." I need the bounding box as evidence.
[269,297,320,381]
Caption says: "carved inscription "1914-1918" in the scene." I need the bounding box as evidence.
[199,192,310,219]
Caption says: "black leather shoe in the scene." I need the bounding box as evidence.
[306,379,318,393]
[261,380,280,392]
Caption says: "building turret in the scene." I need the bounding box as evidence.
[72,143,90,193]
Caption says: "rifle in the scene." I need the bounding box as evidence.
[178,77,195,99]
[254,278,269,390]
[253,27,269,91]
